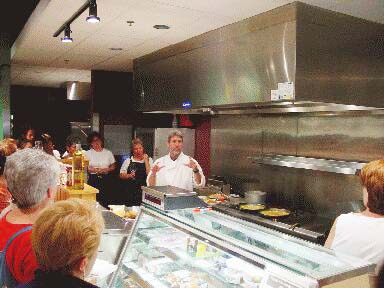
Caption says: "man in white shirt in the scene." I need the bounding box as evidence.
[147,130,205,191]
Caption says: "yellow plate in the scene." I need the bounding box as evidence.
[259,208,290,217]
[239,204,266,211]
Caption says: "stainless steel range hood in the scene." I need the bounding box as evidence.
[133,2,384,114]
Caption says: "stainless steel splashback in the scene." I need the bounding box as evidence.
[211,114,384,213]
[134,2,384,112]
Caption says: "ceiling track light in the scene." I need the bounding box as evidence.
[53,0,101,42]
[86,0,100,23]
[61,25,73,43]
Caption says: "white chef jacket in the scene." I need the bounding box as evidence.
[146,152,205,191]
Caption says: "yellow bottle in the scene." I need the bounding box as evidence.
[72,144,84,190]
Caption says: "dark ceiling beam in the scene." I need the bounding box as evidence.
[0,0,40,44]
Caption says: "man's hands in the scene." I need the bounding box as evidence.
[184,157,198,171]
[151,163,165,176]
[89,167,109,174]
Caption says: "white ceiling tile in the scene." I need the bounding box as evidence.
[48,53,107,69]
[91,52,134,71]
[10,0,384,87]
[70,33,144,56]
[127,37,173,58]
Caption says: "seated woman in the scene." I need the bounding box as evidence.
[41,134,61,160]
[17,138,33,150]
[325,159,384,274]
[18,199,104,288]
[61,136,78,159]
[119,138,152,206]
[0,149,60,287]
[0,138,17,213]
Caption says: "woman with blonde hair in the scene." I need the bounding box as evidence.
[119,138,152,206]
[325,159,384,274]
[0,138,18,213]
[18,199,104,288]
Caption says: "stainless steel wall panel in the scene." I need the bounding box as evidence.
[211,113,384,214]
[135,18,296,111]
[259,166,362,214]
[262,116,298,156]
[297,116,384,161]
[295,3,384,108]
[211,115,263,181]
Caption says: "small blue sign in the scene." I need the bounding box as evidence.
[182,100,192,109]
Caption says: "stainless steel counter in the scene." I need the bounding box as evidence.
[212,203,330,244]
[98,206,134,264]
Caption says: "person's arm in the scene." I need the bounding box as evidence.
[106,162,116,173]
[147,162,164,186]
[185,157,206,187]
[119,159,134,179]
[101,151,116,174]
[324,219,338,248]
[143,154,151,175]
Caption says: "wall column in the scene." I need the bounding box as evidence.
[0,33,11,138]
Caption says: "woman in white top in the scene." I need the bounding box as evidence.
[41,133,61,160]
[85,132,116,207]
[120,138,153,206]
[325,160,384,275]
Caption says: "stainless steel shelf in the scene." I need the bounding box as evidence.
[249,154,366,175]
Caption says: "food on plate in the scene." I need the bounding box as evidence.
[208,193,228,201]
[108,205,125,217]
[125,211,137,219]
[239,204,266,211]
[259,208,290,217]
[162,270,208,288]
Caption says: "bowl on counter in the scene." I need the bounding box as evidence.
[108,205,140,220]
[244,191,266,204]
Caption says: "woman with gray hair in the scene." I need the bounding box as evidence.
[0,149,60,288]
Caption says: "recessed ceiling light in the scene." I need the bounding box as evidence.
[153,24,170,30]
[109,48,123,51]
[126,21,135,26]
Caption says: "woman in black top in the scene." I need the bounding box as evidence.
[119,138,152,206]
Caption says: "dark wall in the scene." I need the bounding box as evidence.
[91,70,173,128]
[11,85,90,152]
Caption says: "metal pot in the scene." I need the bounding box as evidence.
[244,190,266,204]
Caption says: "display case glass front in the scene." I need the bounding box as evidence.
[110,206,374,288]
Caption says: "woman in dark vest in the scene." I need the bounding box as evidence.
[119,138,152,206]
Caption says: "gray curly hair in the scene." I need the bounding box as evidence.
[4,148,60,208]
[167,130,184,142]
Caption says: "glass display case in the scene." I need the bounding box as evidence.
[109,205,374,288]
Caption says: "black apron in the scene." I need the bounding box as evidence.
[123,159,147,206]
[88,173,113,208]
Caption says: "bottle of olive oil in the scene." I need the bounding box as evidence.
[72,144,84,190]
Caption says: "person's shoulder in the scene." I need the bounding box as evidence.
[155,155,167,161]
[103,148,113,154]
[6,225,33,255]
[121,157,131,165]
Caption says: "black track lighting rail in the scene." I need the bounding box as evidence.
[53,0,91,37]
